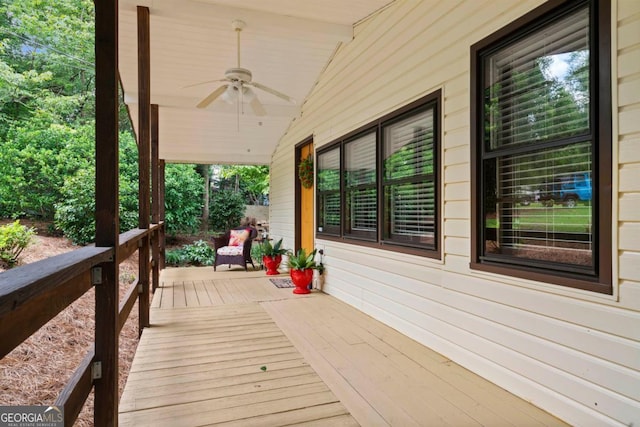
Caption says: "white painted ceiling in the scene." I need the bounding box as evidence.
[118,0,393,164]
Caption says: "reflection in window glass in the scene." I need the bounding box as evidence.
[383,109,436,247]
[480,3,596,274]
[484,7,589,151]
[345,132,377,239]
[317,147,341,234]
[484,141,592,267]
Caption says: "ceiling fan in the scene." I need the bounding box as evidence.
[189,19,295,116]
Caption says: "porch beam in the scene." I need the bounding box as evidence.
[137,5,151,331]
[120,0,353,42]
[94,0,120,424]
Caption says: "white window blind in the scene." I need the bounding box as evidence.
[345,132,376,236]
[485,6,590,150]
[383,109,436,246]
[482,3,594,270]
[489,141,593,267]
[317,147,341,232]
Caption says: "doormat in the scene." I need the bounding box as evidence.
[269,278,294,288]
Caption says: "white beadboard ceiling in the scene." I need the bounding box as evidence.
[118,0,393,164]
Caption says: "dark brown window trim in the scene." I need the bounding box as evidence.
[469,0,612,294]
[317,234,440,259]
[316,91,442,260]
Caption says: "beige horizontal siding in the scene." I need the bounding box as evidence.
[620,164,640,192]
[444,219,470,239]
[444,182,469,201]
[620,136,640,163]
[617,0,640,304]
[620,223,640,250]
[268,1,640,425]
[444,145,469,167]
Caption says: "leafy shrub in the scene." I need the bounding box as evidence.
[183,240,215,266]
[0,220,36,267]
[165,240,214,267]
[164,164,204,236]
[55,169,139,245]
[54,169,95,245]
[165,248,188,267]
[209,189,245,232]
[250,243,262,265]
[54,132,140,245]
[0,122,95,219]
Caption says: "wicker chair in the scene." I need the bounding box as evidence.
[212,226,257,271]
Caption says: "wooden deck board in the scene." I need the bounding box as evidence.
[120,268,567,426]
[121,278,355,426]
[209,403,356,427]
[263,296,567,427]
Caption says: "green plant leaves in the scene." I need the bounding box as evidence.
[0,220,35,267]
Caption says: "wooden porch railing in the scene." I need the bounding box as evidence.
[0,222,164,426]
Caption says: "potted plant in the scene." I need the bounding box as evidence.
[260,238,287,275]
[287,248,318,294]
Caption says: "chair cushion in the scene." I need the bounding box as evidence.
[217,245,244,256]
[229,229,250,246]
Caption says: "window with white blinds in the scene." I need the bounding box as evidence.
[317,147,341,235]
[383,108,436,247]
[344,132,377,239]
[315,91,441,258]
[472,0,612,293]
[485,7,590,150]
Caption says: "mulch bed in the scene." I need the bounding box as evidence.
[0,220,140,427]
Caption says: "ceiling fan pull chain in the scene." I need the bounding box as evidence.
[236,27,241,68]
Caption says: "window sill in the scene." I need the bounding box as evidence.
[317,234,441,260]
[470,261,613,296]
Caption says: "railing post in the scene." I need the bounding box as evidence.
[94,0,119,424]
[137,6,151,332]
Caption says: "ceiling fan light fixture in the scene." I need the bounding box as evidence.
[221,85,237,104]
[242,86,256,102]
[192,19,293,113]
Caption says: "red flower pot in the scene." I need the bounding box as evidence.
[263,255,282,275]
[290,268,313,294]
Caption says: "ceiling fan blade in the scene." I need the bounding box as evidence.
[183,78,228,89]
[248,81,296,104]
[250,96,267,116]
[197,85,228,108]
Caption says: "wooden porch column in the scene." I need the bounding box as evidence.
[151,104,160,292]
[159,159,166,270]
[137,6,151,330]
[94,0,119,424]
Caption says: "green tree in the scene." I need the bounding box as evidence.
[0,0,95,128]
[164,164,204,236]
[54,131,139,244]
[217,165,269,205]
[209,189,245,232]
[0,120,94,218]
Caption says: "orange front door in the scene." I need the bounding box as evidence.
[300,142,314,254]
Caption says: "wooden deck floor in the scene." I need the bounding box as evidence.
[119,266,567,426]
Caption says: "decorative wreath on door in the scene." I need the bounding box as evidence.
[298,155,314,189]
